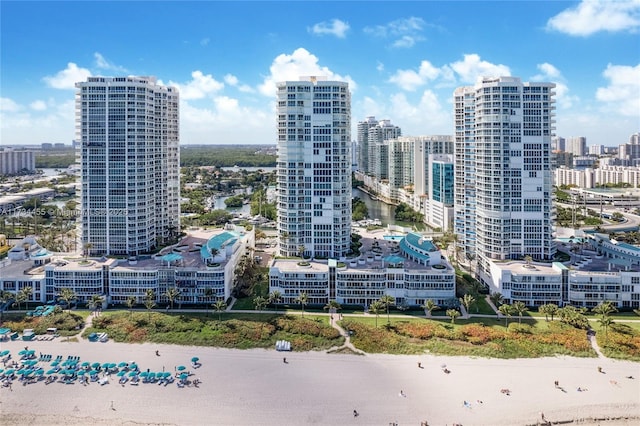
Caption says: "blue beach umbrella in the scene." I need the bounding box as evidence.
[81,361,90,367]
[129,363,139,370]
[18,350,27,356]
[77,370,86,375]
[5,368,15,376]
[128,371,138,377]
[191,357,199,362]
[179,373,188,380]
[118,362,128,368]
[176,365,186,371]
[46,369,57,375]
[117,370,126,377]
[51,360,59,367]
[35,370,44,376]
[139,371,148,377]
[91,362,101,369]
[0,350,9,356]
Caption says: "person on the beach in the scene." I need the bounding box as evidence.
[156,350,160,356]
[283,357,287,363]
[417,362,422,368]
[353,409,359,417]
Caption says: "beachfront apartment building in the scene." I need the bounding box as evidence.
[0,226,253,306]
[76,76,180,257]
[454,76,556,287]
[0,149,35,175]
[269,232,456,307]
[275,77,351,259]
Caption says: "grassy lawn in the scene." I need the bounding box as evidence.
[594,322,640,361]
[85,311,344,351]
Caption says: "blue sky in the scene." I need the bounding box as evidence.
[1,0,639,147]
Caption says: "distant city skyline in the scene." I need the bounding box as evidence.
[1,1,638,147]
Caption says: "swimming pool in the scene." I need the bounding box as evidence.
[383,235,405,241]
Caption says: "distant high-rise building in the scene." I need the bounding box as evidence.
[552,136,565,152]
[357,117,401,180]
[76,76,180,256]
[567,136,587,156]
[454,76,556,281]
[0,149,35,175]
[275,76,351,259]
[589,144,604,155]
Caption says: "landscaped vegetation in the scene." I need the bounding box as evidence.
[85,312,343,351]
[3,310,85,337]
[340,317,595,358]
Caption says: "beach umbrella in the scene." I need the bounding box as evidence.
[0,369,3,374]
[27,350,35,356]
[128,371,138,377]
[89,370,98,376]
[139,371,148,377]
[81,361,90,367]
[77,370,86,375]
[117,370,126,376]
[191,357,199,362]
[91,362,101,369]
[18,350,27,356]
[129,363,138,370]
[176,365,186,371]
[46,369,57,375]
[163,372,171,378]
[156,372,164,377]
[35,370,44,376]
[51,361,59,367]
[108,363,116,369]
[102,362,110,369]
[0,350,9,356]
[5,368,15,375]
[16,369,25,375]
[118,362,128,368]
[179,373,188,380]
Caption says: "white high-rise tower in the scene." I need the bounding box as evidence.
[454,76,556,280]
[76,76,180,256]
[276,77,351,259]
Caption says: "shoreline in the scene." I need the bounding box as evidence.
[1,338,639,425]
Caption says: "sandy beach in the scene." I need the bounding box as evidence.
[1,337,638,426]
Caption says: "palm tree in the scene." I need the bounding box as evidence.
[143,289,156,320]
[379,295,395,325]
[539,303,559,322]
[83,242,93,261]
[20,286,33,310]
[489,292,504,308]
[88,294,105,317]
[459,294,475,318]
[368,300,385,328]
[164,287,181,310]
[421,299,439,318]
[13,291,27,311]
[323,299,341,313]
[446,308,461,324]
[592,300,618,318]
[213,300,227,322]
[253,295,267,312]
[511,301,528,323]
[204,288,214,317]
[125,295,136,317]
[268,290,282,312]
[498,304,513,326]
[598,315,614,344]
[58,287,77,314]
[295,292,309,318]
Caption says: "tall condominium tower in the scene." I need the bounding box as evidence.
[454,76,556,280]
[76,76,180,256]
[356,117,402,179]
[276,76,351,259]
[567,136,587,156]
[356,116,378,174]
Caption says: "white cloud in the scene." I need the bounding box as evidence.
[0,97,22,112]
[170,71,224,100]
[596,63,640,116]
[363,17,426,48]
[30,100,47,111]
[200,37,210,46]
[42,63,92,89]
[450,54,511,84]
[93,52,128,73]
[376,62,384,72]
[309,19,350,38]
[531,63,578,109]
[180,97,271,144]
[257,48,356,97]
[546,0,640,36]
[224,74,239,86]
[388,60,441,91]
[0,99,75,144]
